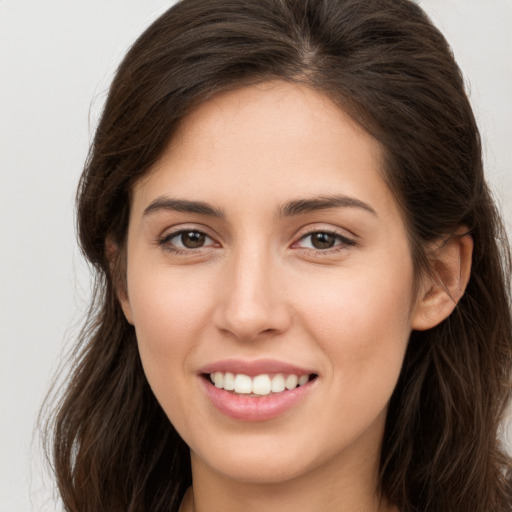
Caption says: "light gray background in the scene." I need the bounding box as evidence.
[1,1,511,510]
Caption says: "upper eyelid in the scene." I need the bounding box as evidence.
[162,229,216,243]
[299,228,353,239]
[159,224,218,240]
[156,224,357,247]
[294,231,355,247]
[294,224,357,241]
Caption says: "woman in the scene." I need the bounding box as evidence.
[45,0,512,510]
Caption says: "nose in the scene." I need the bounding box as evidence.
[213,246,291,342]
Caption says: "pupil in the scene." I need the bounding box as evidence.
[312,232,335,249]
[182,231,205,248]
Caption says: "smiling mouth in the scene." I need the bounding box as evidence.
[204,372,318,396]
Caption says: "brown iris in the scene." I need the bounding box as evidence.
[310,232,337,249]
[180,231,206,248]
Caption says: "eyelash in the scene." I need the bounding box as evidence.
[157,229,217,255]
[294,230,356,254]
[157,228,356,256]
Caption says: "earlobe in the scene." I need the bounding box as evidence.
[119,295,135,325]
[412,230,473,331]
[105,237,134,325]
[117,284,134,325]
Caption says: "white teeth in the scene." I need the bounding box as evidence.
[285,374,298,390]
[214,371,224,388]
[298,374,309,386]
[252,374,272,395]
[223,372,235,391]
[271,374,285,393]
[209,372,312,395]
[234,374,253,394]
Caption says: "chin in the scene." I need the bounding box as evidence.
[189,429,340,485]
[206,454,313,485]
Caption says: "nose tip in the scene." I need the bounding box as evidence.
[213,256,291,342]
[217,302,287,342]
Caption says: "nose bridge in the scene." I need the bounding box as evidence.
[215,239,289,341]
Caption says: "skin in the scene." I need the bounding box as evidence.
[119,81,471,512]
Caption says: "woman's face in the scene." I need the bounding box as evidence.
[121,82,425,485]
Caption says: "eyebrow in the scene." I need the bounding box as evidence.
[143,196,225,218]
[142,194,377,219]
[278,195,377,217]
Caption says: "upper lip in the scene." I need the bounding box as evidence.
[199,358,316,377]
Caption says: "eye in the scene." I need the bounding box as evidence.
[295,230,355,251]
[159,229,216,252]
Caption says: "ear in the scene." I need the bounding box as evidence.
[105,237,134,325]
[412,230,473,331]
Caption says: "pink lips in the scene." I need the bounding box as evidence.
[199,359,317,422]
[200,358,315,377]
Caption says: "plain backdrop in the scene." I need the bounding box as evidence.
[1,1,511,511]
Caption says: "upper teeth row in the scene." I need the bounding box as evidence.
[210,372,309,396]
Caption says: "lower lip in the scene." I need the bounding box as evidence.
[201,377,316,422]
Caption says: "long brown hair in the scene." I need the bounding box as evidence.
[43,0,512,510]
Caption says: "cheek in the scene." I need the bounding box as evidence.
[299,263,413,335]
[295,260,414,390]
[126,263,214,385]
[287,269,414,455]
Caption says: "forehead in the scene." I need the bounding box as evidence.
[171,81,380,169]
[132,81,398,222]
